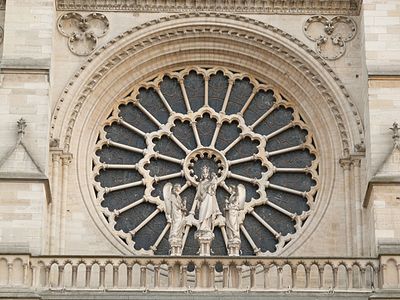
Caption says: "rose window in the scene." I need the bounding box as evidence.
[93,67,318,256]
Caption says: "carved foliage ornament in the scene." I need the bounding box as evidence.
[303,16,356,60]
[57,12,109,56]
[92,67,319,256]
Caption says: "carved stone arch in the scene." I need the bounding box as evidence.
[50,13,364,256]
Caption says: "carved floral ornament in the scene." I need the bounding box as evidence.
[303,16,356,60]
[92,67,319,256]
[57,12,109,56]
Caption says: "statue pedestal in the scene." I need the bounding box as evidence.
[195,230,214,256]
[227,238,241,256]
[169,238,183,256]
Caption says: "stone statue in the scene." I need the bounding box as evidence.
[163,183,186,255]
[195,166,220,234]
[225,184,246,256]
[194,166,221,255]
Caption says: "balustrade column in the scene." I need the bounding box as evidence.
[113,265,118,288]
[305,266,311,288]
[58,265,64,288]
[154,265,160,288]
[318,266,324,289]
[7,263,13,285]
[209,266,215,288]
[99,265,105,289]
[85,265,91,288]
[333,267,338,289]
[250,266,256,289]
[23,263,28,286]
[236,266,243,289]
[291,266,297,289]
[361,268,366,289]
[31,265,37,288]
[181,266,187,288]
[223,266,229,288]
[140,266,147,288]
[127,265,132,287]
[72,265,78,288]
[44,266,50,288]
[277,266,283,289]
[263,265,269,289]
[347,267,353,289]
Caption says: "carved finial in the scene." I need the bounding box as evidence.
[390,122,400,149]
[17,118,27,139]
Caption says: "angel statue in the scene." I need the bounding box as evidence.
[163,183,187,256]
[225,184,246,256]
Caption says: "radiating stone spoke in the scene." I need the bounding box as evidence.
[228,155,256,166]
[275,167,308,173]
[168,134,190,154]
[204,76,209,107]
[179,79,192,113]
[221,136,242,155]
[101,163,138,170]
[268,144,304,157]
[228,172,257,184]
[220,80,234,113]
[115,198,145,215]
[268,182,306,197]
[249,103,278,129]
[209,122,222,148]
[266,201,296,219]
[265,123,293,141]
[119,118,146,137]
[150,223,171,252]
[154,171,184,183]
[240,225,261,254]
[155,153,184,165]
[105,180,144,194]
[239,90,256,115]
[191,121,202,147]
[156,89,173,114]
[136,102,163,128]
[251,211,281,238]
[130,208,160,237]
[108,140,145,154]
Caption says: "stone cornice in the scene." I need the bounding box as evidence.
[56,0,362,15]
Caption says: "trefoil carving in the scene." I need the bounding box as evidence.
[303,16,356,60]
[57,12,109,56]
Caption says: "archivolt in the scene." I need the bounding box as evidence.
[51,13,364,157]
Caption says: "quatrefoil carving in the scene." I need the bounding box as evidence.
[57,12,109,56]
[303,16,356,60]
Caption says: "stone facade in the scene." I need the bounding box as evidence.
[0,0,400,299]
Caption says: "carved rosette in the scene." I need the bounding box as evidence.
[303,16,356,60]
[92,67,319,256]
[57,12,109,56]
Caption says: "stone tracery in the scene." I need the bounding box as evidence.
[92,67,319,256]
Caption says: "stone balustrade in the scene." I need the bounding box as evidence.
[0,255,390,293]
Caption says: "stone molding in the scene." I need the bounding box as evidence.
[50,13,364,157]
[55,0,362,15]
